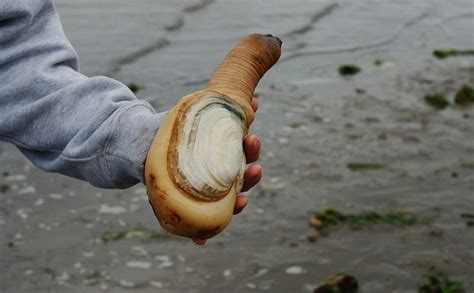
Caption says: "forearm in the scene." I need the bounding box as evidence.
[0,0,166,188]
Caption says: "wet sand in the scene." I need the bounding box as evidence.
[1,0,474,292]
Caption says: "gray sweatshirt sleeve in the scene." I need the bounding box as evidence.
[0,0,167,188]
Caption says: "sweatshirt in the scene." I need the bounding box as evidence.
[0,0,167,188]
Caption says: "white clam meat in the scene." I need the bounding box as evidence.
[172,96,247,200]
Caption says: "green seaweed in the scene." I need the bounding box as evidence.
[418,271,465,293]
[290,122,304,129]
[460,162,474,169]
[377,133,387,140]
[0,184,10,193]
[454,85,474,106]
[102,226,175,243]
[424,94,449,110]
[311,209,419,230]
[347,134,362,141]
[347,162,385,171]
[313,274,359,293]
[338,65,361,76]
[433,49,474,59]
[374,59,384,66]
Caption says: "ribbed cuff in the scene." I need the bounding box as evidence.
[104,101,168,189]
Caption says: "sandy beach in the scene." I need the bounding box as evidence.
[1,0,473,292]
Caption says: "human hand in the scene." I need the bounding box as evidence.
[192,97,262,245]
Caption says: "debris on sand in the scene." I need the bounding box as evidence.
[347,162,385,171]
[313,274,359,293]
[433,49,474,59]
[286,266,306,275]
[309,209,419,231]
[418,271,465,293]
[454,85,474,106]
[101,226,175,243]
[424,94,449,110]
[460,162,474,169]
[126,82,141,93]
[461,213,474,228]
[374,59,384,66]
[338,65,361,76]
[0,183,10,193]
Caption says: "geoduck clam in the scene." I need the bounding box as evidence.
[145,34,282,239]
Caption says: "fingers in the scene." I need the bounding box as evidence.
[251,97,259,113]
[233,195,248,215]
[244,135,261,163]
[241,163,262,192]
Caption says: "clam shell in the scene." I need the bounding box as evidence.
[169,95,247,201]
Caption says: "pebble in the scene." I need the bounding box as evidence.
[246,283,257,289]
[99,283,109,291]
[17,186,35,195]
[150,281,163,288]
[24,270,34,276]
[129,203,140,212]
[5,174,27,181]
[126,261,152,269]
[177,255,186,263]
[16,208,29,220]
[285,266,306,275]
[48,193,64,200]
[130,246,148,257]
[98,204,127,215]
[254,268,269,278]
[223,269,232,278]
[82,252,95,258]
[119,280,136,288]
[56,272,70,283]
[38,223,52,231]
[131,194,148,202]
[278,137,289,144]
[34,198,45,206]
[155,255,173,268]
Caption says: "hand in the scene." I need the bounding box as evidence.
[192,97,262,245]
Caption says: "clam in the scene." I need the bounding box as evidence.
[145,34,282,239]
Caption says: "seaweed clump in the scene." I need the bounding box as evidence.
[433,49,474,59]
[0,184,9,193]
[374,59,384,66]
[309,209,419,231]
[102,226,175,243]
[338,65,361,76]
[418,271,465,293]
[454,85,474,106]
[313,274,359,293]
[347,162,385,171]
[424,94,449,110]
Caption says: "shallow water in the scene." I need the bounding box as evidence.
[1,0,474,292]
